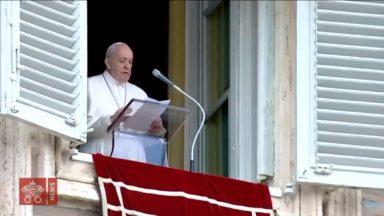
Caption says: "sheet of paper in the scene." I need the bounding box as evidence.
[122,98,170,132]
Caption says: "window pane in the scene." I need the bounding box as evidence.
[205,102,229,176]
[204,0,229,176]
[207,0,229,106]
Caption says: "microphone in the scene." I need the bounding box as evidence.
[152,69,206,172]
[152,69,175,87]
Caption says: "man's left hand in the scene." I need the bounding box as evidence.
[148,118,166,137]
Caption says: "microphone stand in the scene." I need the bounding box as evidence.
[171,85,205,172]
[152,69,205,172]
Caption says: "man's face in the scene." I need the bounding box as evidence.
[105,44,133,83]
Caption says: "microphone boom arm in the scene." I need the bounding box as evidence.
[172,85,205,172]
[152,69,205,172]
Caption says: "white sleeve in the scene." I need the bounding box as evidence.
[86,78,112,136]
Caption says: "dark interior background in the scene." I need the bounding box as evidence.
[87,1,169,100]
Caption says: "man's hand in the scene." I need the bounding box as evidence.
[148,118,166,137]
[111,107,132,125]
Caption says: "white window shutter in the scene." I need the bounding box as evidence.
[297,1,384,189]
[0,1,87,143]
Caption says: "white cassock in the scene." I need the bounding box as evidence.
[79,70,148,162]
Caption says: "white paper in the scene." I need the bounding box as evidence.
[122,98,170,132]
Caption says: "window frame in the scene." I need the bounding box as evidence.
[185,0,274,181]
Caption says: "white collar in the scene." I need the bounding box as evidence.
[103,70,126,86]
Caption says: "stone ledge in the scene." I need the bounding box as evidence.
[56,178,100,213]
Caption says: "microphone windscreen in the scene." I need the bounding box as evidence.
[152,69,161,78]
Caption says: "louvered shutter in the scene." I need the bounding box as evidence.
[0,1,87,143]
[297,1,384,189]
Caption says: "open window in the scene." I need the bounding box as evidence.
[185,0,275,181]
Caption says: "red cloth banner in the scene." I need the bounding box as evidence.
[92,153,273,216]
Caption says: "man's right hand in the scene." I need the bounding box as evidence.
[111,107,132,125]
